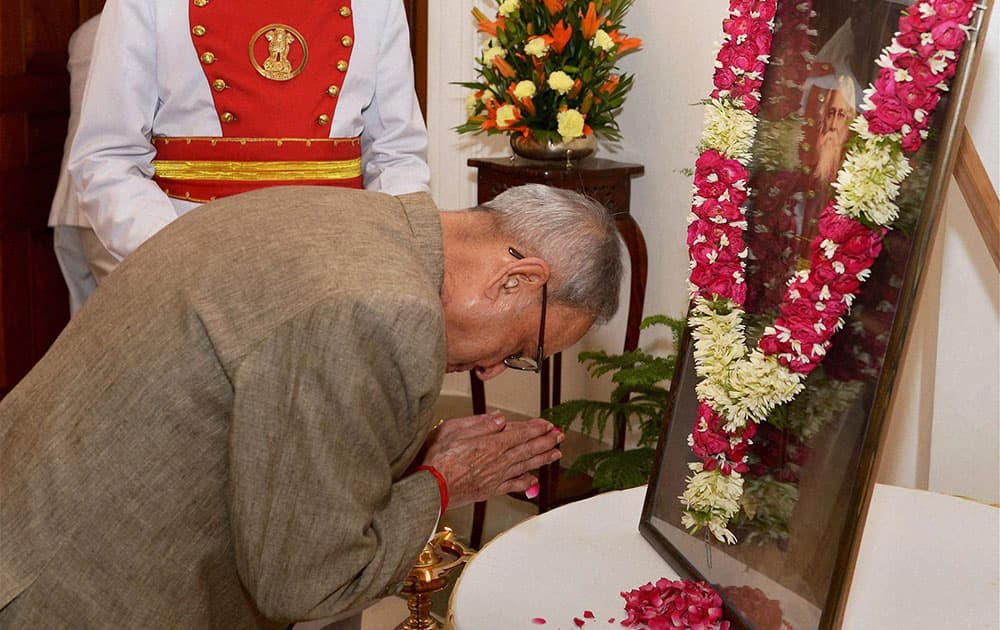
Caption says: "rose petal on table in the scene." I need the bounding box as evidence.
[531,617,546,625]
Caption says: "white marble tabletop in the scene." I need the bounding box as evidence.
[449,484,999,629]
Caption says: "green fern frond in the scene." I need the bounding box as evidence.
[569,447,657,492]
[544,313,681,492]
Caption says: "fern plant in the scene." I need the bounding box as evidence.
[543,314,685,492]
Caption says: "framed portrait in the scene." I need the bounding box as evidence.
[638,0,992,628]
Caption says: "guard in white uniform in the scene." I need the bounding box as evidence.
[48,15,114,315]
[68,0,430,268]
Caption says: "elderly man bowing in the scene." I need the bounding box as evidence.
[0,184,623,628]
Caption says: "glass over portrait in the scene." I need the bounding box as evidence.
[638,0,989,628]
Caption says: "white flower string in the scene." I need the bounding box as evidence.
[681,0,979,543]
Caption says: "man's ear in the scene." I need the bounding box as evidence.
[485,257,549,301]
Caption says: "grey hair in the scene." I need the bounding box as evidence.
[478,183,623,324]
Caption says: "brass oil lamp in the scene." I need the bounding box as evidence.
[395,528,474,630]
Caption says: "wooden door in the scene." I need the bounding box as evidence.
[403,0,428,120]
[0,1,103,398]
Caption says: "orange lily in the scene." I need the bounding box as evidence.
[548,20,572,54]
[600,74,620,94]
[609,30,642,54]
[481,100,523,132]
[492,55,517,79]
[542,0,565,14]
[579,2,600,40]
[568,78,584,100]
[472,7,503,37]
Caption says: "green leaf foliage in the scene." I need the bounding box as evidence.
[567,447,657,492]
[543,314,684,491]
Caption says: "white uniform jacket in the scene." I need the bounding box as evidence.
[49,15,101,229]
[68,0,430,260]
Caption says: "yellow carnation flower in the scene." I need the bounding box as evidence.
[547,71,574,95]
[513,80,536,99]
[591,29,615,51]
[524,36,549,58]
[465,93,479,116]
[483,46,506,65]
[496,104,519,129]
[556,108,585,141]
[498,0,520,17]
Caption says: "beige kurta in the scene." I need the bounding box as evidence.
[0,187,446,628]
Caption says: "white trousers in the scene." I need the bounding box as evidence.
[52,225,119,315]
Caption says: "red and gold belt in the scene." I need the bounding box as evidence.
[151,135,363,203]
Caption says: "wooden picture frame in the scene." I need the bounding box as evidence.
[638,1,992,628]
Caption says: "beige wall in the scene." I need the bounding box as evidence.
[425,2,999,503]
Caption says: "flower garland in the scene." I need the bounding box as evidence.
[681,0,978,544]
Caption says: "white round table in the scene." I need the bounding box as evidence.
[448,484,998,629]
[448,487,679,629]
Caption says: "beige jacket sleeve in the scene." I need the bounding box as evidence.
[227,290,445,623]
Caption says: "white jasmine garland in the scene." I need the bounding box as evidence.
[701,99,758,163]
[680,463,743,545]
[833,120,912,224]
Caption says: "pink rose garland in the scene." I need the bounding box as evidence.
[683,0,978,539]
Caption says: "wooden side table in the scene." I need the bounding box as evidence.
[466,156,646,547]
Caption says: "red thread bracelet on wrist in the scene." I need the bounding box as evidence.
[414,465,449,516]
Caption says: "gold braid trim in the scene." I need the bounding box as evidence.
[151,158,362,181]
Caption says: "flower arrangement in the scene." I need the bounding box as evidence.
[455,0,642,145]
[680,0,978,544]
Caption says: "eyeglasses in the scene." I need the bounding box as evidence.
[502,247,546,373]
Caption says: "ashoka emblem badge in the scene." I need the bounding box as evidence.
[249,24,308,81]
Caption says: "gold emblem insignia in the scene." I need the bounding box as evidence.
[249,23,308,81]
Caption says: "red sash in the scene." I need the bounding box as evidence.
[151,136,363,203]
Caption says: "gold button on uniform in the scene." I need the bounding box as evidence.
[336,60,348,72]
[221,112,236,123]
[192,25,206,36]
[317,114,330,125]
[212,79,227,92]
[339,6,351,17]
[341,35,353,47]
[327,85,340,97]
[200,51,216,64]
[193,0,209,6]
